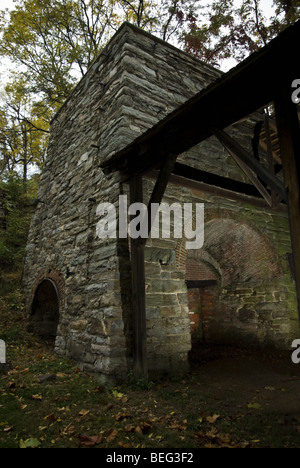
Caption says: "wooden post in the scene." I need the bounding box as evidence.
[129,155,178,378]
[274,90,300,322]
[129,174,148,378]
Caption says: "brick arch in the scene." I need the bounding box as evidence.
[176,217,284,345]
[204,218,282,287]
[28,269,65,314]
[176,217,282,287]
[27,269,65,342]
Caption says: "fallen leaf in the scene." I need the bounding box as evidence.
[56,372,68,378]
[118,441,132,448]
[31,394,42,401]
[78,409,90,417]
[124,424,136,433]
[78,433,102,447]
[19,438,41,448]
[106,428,118,443]
[138,421,152,434]
[206,414,220,424]
[3,426,13,433]
[169,421,187,431]
[7,382,16,389]
[44,413,57,421]
[115,412,131,422]
[63,424,76,436]
[247,403,262,410]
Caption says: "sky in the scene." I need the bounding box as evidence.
[0,0,276,13]
[0,0,278,86]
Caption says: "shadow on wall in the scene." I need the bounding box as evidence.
[183,218,284,347]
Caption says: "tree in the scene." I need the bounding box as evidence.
[0,0,199,109]
[0,0,120,110]
[0,0,198,178]
[0,0,299,180]
[0,76,48,186]
[182,0,300,67]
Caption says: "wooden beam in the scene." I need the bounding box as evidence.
[172,163,265,199]
[146,170,286,209]
[212,127,287,202]
[275,91,300,322]
[129,175,147,378]
[100,22,300,177]
[218,145,273,207]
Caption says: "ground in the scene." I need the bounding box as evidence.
[1,298,300,448]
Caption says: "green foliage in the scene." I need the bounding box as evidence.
[0,0,197,180]
[128,370,154,390]
[0,176,38,275]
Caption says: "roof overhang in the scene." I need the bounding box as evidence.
[100,20,300,176]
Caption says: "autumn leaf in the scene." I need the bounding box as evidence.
[63,424,76,437]
[206,414,220,424]
[247,403,262,410]
[3,426,13,433]
[124,424,136,433]
[118,441,133,448]
[78,409,90,417]
[6,381,16,389]
[78,433,102,447]
[169,421,187,431]
[31,394,42,401]
[44,413,57,421]
[136,421,152,435]
[56,372,68,379]
[106,428,118,443]
[19,438,41,448]
[114,412,131,422]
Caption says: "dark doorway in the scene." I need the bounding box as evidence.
[29,279,60,343]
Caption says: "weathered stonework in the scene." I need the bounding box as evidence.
[23,23,298,381]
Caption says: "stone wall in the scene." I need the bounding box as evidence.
[22,23,224,380]
[23,23,298,381]
[166,182,298,349]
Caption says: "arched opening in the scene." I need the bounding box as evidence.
[179,217,288,355]
[29,279,60,344]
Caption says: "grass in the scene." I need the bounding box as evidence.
[1,286,300,448]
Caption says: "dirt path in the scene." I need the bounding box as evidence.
[190,344,300,418]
